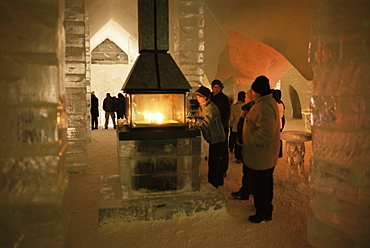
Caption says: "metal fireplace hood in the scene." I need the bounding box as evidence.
[122,0,191,93]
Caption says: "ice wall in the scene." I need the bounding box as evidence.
[86,16,92,136]
[308,1,370,247]
[0,0,69,247]
[64,0,89,173]
[172,0,205,90]
[280,68,313,120]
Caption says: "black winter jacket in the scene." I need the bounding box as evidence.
[210,92,231,131]
[103,97,116,112]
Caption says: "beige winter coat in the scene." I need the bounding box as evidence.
[242,94,280,170]
[230,101,245,132]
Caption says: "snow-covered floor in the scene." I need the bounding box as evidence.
[66,118,313,248]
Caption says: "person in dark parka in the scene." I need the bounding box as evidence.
[116,93,126,119]
[272,89,285,157]
[90,91,99,130]
[103,93,117,129]
[210,79,231,177]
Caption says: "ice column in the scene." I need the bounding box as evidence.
[85,16,92,142]
[308,1,370,247]
[173,0,205,88]
[0,0,69,247]
[64,0,89,173]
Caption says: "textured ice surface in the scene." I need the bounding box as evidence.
[0,1,69,247]
[308,1,370,247]
[65,2,89,173]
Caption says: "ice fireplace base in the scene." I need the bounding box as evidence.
[98,127,226,223]
[99,178,226,223]
[118,127,202,198]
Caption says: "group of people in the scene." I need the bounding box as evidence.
[90,92,126,130]
[193,80,230,188]
[91,77,284,223]
[193,75,285,224]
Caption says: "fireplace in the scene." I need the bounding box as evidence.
[117,0,201,198]
[125,93,186,129]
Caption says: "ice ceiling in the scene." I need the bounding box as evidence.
[85,0,313,85]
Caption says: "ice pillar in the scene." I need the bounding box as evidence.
[64,0,89,173]
[308,1,370,247]
[0,0,69,247]
[173,0,205,88]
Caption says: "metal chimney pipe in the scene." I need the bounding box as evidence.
[138,0,169,52]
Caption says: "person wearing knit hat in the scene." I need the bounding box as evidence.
[194,85,226,188]
[251,75,271,96]
[211,79,224,88]
[241,75,280,223]
[195,85,211,98]
[210,79,231,178]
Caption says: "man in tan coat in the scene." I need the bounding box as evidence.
[242,76,280,223]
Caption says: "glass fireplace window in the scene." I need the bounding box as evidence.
[130,93,185,128]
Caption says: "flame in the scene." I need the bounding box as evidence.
[143,111,164,124]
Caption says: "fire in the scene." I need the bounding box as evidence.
[143,111,164,124]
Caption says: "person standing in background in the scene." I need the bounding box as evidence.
[116,93,126,119]
[242,76,280,223]
[193,86,226,188]
[272,89,285,157]
[210,79,231,177]
[90,91,99,130]
[228,96,234,152]
[229,91,246,162]
[103,93,117,129]
[231,89,255,200]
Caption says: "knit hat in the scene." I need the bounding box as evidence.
[211,79,224,88]
[196,86,211,98]
[251,76,271,96]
